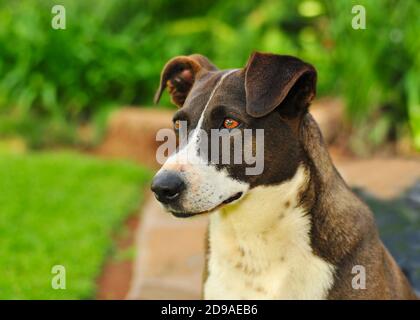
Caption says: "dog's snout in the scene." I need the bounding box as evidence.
[151,171,185,204]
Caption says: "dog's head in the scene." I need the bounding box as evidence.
[151,52,316,217]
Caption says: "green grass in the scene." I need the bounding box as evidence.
[0,151,152,299]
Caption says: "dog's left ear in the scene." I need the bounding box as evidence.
[154,54,218,107]
[245,52,317,118]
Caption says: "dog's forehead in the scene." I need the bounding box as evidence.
[182,69,245,122]
[211,70,245,107]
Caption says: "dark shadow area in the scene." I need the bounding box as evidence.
[354,181,420,293]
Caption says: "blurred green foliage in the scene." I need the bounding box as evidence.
[0,151,151,299]
[0,0,418,151]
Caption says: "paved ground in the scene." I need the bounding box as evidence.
[126,157,420,300]
[126,193,208,299]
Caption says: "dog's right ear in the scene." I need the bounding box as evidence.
[244,52,317,119]
[154,54,217,107]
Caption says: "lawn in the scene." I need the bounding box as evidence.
[0,151,152,299]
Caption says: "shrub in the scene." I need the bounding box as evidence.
[0,0,418,151]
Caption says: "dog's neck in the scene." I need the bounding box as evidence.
[299,113,374,265]
[217,164,309,232]
[206,163,336,299]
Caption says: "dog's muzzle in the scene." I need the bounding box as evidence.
[151,171,185,205]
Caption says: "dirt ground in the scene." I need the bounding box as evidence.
[96,214,139,299]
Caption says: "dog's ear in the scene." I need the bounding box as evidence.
[244,52,316,118]
[154,54,218,107]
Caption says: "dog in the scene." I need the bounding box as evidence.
[151,52,417,299]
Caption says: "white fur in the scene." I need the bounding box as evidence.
[159,69,248,214]
[204,166,335,300]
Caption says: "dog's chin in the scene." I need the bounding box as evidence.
[169,192,244,218]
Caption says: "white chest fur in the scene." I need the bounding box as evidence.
[204,166,335,300]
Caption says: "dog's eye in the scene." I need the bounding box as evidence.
[222,118,240,130]
[174,120,181,131]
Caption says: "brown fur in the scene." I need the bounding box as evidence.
[299,114,417,299]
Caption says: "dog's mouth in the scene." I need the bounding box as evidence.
[170,192,244,218]
[222,192,243,204]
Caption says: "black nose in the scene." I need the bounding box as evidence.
[151,171,185,204]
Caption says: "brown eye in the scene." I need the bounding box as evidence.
[174,120,180,130]
[223,118,240,129]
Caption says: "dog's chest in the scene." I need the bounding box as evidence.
[203,168,335,300]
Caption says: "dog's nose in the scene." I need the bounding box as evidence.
[151,171,185,204]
